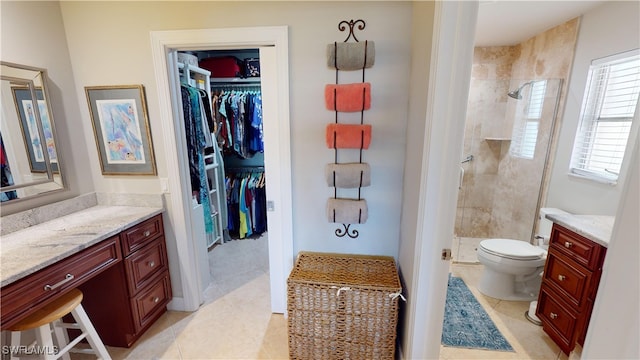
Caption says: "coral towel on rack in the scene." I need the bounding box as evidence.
[327,198,368,224]
[326,41,376,70]
[325,163,371,188]
[325,83,371,112]
[326,123,372,149]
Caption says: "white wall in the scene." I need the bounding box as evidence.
[546,1,640,215]
[0,2,94,214]
[583,135,639,358]
[397,1,434,356]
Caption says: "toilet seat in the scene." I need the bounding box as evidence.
[479,239,546,260]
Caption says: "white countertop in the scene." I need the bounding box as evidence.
[546,213,615,248]
[0,205,163,288]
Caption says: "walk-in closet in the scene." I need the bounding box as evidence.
[176,49,269,303]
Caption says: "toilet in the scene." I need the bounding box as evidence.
[476,208,570,301]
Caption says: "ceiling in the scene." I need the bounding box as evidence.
[475,0,607,46]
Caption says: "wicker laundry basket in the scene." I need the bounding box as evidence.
[287,251,402,360]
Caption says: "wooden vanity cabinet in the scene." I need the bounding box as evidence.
[78,214,172,348]
[536,224,606,355]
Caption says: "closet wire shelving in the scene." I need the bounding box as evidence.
[179,61,225,249]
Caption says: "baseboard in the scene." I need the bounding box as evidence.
[167,296,187,311]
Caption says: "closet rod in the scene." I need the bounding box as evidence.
[225,166,264,172]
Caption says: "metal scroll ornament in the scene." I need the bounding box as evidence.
[335,223,359,239]
[339,19,366,43]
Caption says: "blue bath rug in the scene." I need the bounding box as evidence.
[441,275,514,352]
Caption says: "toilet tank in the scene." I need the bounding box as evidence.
[537,208,571,245]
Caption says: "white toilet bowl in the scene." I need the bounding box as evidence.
[476,238,547,301]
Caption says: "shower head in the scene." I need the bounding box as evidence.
[507,81,534,100]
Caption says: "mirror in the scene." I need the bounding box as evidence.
[1,61,65,203]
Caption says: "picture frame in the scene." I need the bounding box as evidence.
[85,85,157,175]
[11,87,59,173]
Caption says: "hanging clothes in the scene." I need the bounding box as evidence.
[181,85,214,234]
[213,89,263,159]
[225,169,267,239]
[1,133,18,202]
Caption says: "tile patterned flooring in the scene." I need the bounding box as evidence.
[79,236,581,359]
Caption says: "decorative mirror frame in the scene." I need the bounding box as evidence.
[1,61,65,203]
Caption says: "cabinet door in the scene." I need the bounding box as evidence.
[537,285,578,354]
[543,251,591,308]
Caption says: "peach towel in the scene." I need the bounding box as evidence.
[326,124,372,149]
[325,83,371,112]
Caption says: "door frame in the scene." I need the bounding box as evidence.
[402,2,478,359]
[150,26,293,313]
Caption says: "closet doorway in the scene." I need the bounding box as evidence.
[150,27,293,314]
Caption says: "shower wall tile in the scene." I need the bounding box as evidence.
[458,19,579,240]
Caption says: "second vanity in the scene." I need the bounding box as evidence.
[0,203,171,348]
[537,213,613,355]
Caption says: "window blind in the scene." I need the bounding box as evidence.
[510,80,546,159]
[570,50,640,183]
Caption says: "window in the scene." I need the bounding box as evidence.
[569,49,640,184]
[510,80,547,159]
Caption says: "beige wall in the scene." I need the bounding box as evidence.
[1,2,95,214]
[57,1,413,258]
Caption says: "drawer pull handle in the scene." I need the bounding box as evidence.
[44,274,75,291]
[148,261,156,268]
[550,312,558,319]
[564,241,573,248]
[558,275,566,281]
[143,230,151,237]
[153,296,160,303]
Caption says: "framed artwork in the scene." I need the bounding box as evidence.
[85,85,157,175]
[11,87,59,173]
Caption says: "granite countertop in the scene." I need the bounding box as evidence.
[545,213,615,248]
[0,205,163,288]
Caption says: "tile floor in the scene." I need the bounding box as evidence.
[93,234,288,360]
[78,236,582,360]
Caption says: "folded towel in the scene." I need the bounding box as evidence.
[326,124,372,149]
[326,41,375,70]
[325,163,371,188]
[325,83,371,112]
[327,198,368,224]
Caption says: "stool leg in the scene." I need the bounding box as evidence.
[34,324,56,360]
[70,305,111,360]
[51,320,71,360]
[9,331,21,360]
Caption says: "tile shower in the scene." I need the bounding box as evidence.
[452,17,579,263]
[454,77,562,262]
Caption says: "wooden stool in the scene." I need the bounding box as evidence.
[7,289,111,360]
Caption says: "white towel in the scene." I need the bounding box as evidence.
[327,198,368,224]
[326,41,375,70]
[325,163,371,188]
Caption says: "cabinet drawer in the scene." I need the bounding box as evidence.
[121,215,164,256]
[124,239,169,295]
[1,237,121,329]
[543,251,591,308]
[131,273,172,331]
[537,285,578,352]
[550,225,601,269]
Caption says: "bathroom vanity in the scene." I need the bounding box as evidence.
[536,214,613,355]
[0,204,171,348]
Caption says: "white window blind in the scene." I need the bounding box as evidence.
[570,49,640,183]
[510,80,546,159]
